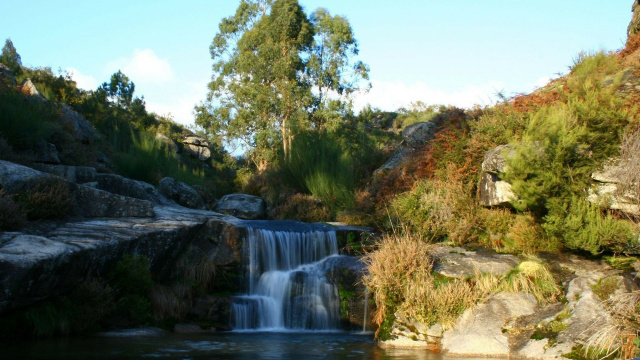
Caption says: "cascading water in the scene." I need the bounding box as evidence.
[231,227,341,331]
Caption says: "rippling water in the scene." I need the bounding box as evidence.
[1,332,446,360]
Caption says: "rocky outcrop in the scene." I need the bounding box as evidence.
[0,160,53,193]
[431,245,519,278]
[183,135,211,162]
[442,292,538,357]
[323,255,375,331]
[158,177,206,210]
[19,78,46,100]
[401,122,438,148]
[0,205,241,314]
[59,104,100,143]
[215,194,266,220]
[155,133,178,153]
[587,161,640,216]
[479,144,517,207]
[73,184,154,218]
[94,173,171,205]
[32,164,97,184]
[373,122,437,176]
[628,0,640,38]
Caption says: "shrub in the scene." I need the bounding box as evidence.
[0,192,26,230]
[109,255,154,325]
[272,193,332,222]
[14,177,74,220]
[284,131,355,213]
[543,197,636,255]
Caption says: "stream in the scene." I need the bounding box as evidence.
[0,331,445,360]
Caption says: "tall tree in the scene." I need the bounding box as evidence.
[1,38,22,75]
[196,0,368,168]
[308,8,369,128]
[99,70,135,108]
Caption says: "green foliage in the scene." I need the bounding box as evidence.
[0,85,63,152]
[1,38,22,75]
[110,255,154,325]
[14,177,74,220]
[394,102,441,130]
[284,131,355,213]
[543,197,635,255]
[20,67,84,104]
[591,277,619,301]
[199,0,368,168]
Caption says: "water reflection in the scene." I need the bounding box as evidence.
[1,332,448,360]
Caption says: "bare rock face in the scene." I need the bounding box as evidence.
[158,177,206,210]
[401,122,438,148]
[587,161,640,216]
[0,160,52,193]
[628,0,640,38]
[441,292,538,357]
[19,78,46,101]
[59,104,100,143]
[94,173,172,205]
[183,136,211,162]
[73,184,155,218]
[478,144,517,207]
[215,193,266,220]
[431,245,519,278]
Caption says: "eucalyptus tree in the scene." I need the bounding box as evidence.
[307,8,369,130]
[196,0,369,169]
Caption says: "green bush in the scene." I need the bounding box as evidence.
[109,255,154,325]
[284,131,355,213]
[543,197,636,255]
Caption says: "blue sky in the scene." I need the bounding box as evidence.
[0,1,633,126]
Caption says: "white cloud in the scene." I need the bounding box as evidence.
[66,67,99,91]
[144,79,209,126]
[105,49,173,85]
[352,79,506,112]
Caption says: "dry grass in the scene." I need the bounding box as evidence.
[149,284,190,321]
[585,291,640,359]
[14,177,74,220]
[362,231,434,326]
[500,259,560,304]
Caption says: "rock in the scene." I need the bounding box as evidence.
[59,104,100,143]
[431,245,519,278]
[215,193,266,220]
[401,122,437,148]
[0,64,16,86]
[322,255,374,331]
[32,164,97,184]
[33,143,61,164]
[155,133,178,153]
[183,135,211,162]
[158,177,206,210]
[381,313,442,349]
[189,296,232,330]
[73,184,155,218]
[191,185,216,209]
[0,160,52,194]
[441,292,537,357]
[373,147,415,177]
[479,144,518,207]
[0,205,242,314]
[588,161,640,216]
[19,78,46,101]
[94,173,171,205]
[628,0,640,38]
[479,172,517,207]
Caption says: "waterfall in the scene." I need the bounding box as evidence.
[362,286,369,333]
[231,227,341,331]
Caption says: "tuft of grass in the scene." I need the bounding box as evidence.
[501,259,560,304]
[591,277,620,302]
